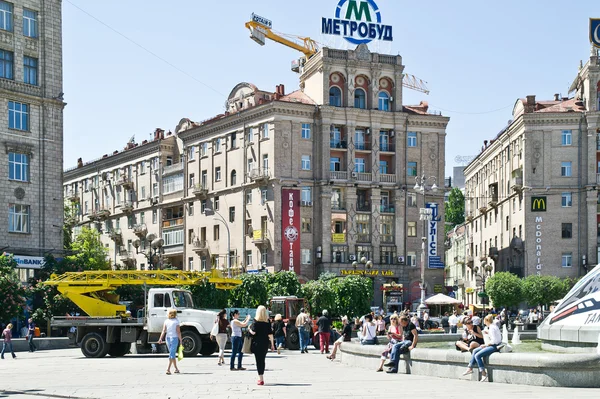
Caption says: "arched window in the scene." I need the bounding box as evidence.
[378,91,390,111]
[231,170,236,185]
[354,88,366,109]
[329,86,342,107]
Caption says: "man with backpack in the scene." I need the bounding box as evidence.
[295,308,312,353]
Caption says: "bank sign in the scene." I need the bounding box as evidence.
[426,203,444,269]
[322,0,393,45]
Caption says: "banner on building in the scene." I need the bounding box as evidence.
[281,189,300,273]
[591,18,600,48]
[426,202,444,269]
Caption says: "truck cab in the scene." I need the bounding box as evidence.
[269,296,306,350]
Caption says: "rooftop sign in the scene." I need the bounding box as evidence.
[322,0,393,45]
[591,18,600,48]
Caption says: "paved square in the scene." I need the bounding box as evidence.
[0,348,597,398]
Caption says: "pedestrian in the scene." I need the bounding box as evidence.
[295,308,311,353]
[248,305,275,386]
[441,312,450,333]
[26,318,36,352]
[1,323,16,359]
[317,309,331,354]
[376,314,401,372]
[157,308,182,375]
[376,315,386,336]
[448,310,459,333]
[385,315,418,373]
[410,313,421,331]
[230,309,250,371]
[272,314,286,354]
[462,314,502,382]
[359,314,377,345]
[327,316,351,360]
[215,309,229,366]
[423,311,430,330]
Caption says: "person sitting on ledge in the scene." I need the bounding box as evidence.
[462,314,502,382]
[326,316,351,360]
[385,315,418,374]
[455,317,484,353]
[376,314,401,372]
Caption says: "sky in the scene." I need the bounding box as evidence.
[62,0,598,176]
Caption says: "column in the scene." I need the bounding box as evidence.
[320,186,333,264]
[371,187,381,264]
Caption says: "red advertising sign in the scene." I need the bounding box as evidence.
[281,189,300,273]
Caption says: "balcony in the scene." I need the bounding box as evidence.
[353,172,372,182]
[89,208,110,221]
[329,171,348,180]
[162,163,183,176]
[192,239,210,255]
[380,205,395,214]
[379,143,395,153]
[66,193,79,203]
[379,174,396,183]
[133,223,147,238]
[330,140,348,149]
[163,218,184,229]
[331,200,346,211]
[109,228,123,245]
[121,201,134,214]
[251,230,270,247]
[119,250,136,267]
[354,142,371,151]
[116,175,134,190]
[248,168,270,185]
[192,183,208,199]
[380,235,394,244]
[356,202,370,212]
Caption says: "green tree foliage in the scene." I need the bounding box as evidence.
[485,272,523,309]
[0,255,27,323]
[301,279,336,317]
[66,227,110,270]
[445,187,465,232]
[186,281,230,309]
[266,271,301,298]
[63,202,78,250]
[522,275,570,307]
[331,276,373,318]
[228,274,269,308]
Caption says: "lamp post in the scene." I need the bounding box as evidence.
[477,263,493,311]
[352,255,374,273]
[204,206,231,278]
[133,234,164,270]
[414,172,438,317]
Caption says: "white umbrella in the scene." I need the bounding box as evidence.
[425,293,461,305]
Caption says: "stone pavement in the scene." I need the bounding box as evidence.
[0,348,597,398]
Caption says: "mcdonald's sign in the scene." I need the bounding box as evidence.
[531,196,547,212]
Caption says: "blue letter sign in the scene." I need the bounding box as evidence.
[322,0,393,45]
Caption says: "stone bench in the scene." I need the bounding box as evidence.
[339,340,600,387]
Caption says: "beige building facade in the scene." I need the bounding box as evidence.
[0,0,64,280]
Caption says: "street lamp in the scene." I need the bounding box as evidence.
[352,256,374,272]
[133,234,164,270]
[204,205,231,278]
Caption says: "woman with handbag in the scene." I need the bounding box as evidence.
[248,305,275,386]
[214,309,229,366]
[230,310,250,371]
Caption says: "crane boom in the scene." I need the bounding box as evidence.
[245,20,319,59]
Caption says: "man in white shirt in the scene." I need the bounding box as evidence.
[448,311,459,333]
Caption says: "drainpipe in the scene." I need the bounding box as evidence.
[241,121,247,272]
[577,112,587,277]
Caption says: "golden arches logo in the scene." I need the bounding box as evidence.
[531,197,547,212]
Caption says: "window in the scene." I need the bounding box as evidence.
[407,252,417,267]
[23,9,37,37]
[8,101,29,131]
[229,206,235,222]
[8,152,29,182]
[302,217,311,233]
[354,88,366,109]
[301,249,311,265]
[200,142,208,156]
[214,196,219,211]
[162,174,183,194]
[262,123,269,139]
[332,245,348,263]
[262,154,269,171]
[246,190,252,204]
[162,229,184,246]
[407,193,417,207]
[213,225,220,240]
[215,167,221,181]
[8,204,29,233]
[329,86,342,107]
[561,161,572,177]
[152,182,159,196]
[0,49,13,79]
[230,132,237,149]
[330,157,341,171]
[562,223,572,239]
[355,129,366,150]
[261,249,268,266]
[407,132,417,147]
[561,130,572,146]
[407,221,417,237]
[301,155,311,170]
[407,162,417,177]
[247,127,254,143]
[188,257,194,271]
[141,186,146,199]
[355,158,366,173]
[189,173,195,188]
[23,56,37,85]
[188,203,194,216]
[380,247,396,264]
[261,189,267,205]
[562,192,572,207]
[187,146,195,161]
[0,1,12,31]
[230,170,237,185]
[301,123,311,139]
[562,252,572,268]
[214,138,221,152]
[140,161,146,174]
[166,156,173,166]
[379,160,388,174]
[247,158,254,173]
[378,91,390,111]
[246,250,253,267]
[301,187,312,205]
[200,200,206,214]
[356,215,370,242]
[380,215,394,243]
[379,131,390,151]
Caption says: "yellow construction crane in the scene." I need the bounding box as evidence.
[244,13,429,94]
[44,269,241,317]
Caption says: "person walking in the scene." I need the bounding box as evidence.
[1,323,16,359]
[462,314,502,382]
[327,316,351,360]
[26,318,36,352]
[229,310,250,371]
[215,309,229,366]
[441,312,450,333]
[248,305,275,386]
[158,309,182,375]
[295,308,311,353]
[272,314,286,354]
[376,315,386,336]
[317,309,331,354]
[449,311,459,333]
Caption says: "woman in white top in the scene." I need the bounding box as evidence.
[229,309,250,371]
[462,314,502,382]
[360,314,377,345]
[158,308,182,375]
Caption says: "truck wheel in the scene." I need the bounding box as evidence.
[181,330,201,357]
[81,332,109,358]
[108,342,131,357]
[286,328,300,350]
[312,332,320,351]
[200,341,217,357]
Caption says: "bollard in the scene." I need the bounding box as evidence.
[502,324,509,344]
[512,324,522,345]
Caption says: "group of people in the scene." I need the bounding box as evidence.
[1,318,38,360]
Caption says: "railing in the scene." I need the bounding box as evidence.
[355,172,372,181]
[133,223,147,237]
[329,171,348,180]
[248,168,270,182]
[379,174,396,183]
[192,183,208,197]
[330,140,348,149]
[252,230,270,245]
[379,143,395,152]
[192,240,209,252]
[354,142,371,151]
[118,175,134,187]
[162,163,183,175]
[327,49,348,60]
[356,234,370,243]
[356,202,370,212]
[163,218,184,228]
[378,54,398,65]
[331,200,346,211]
[380,205,395,214]
[121,201,134,213]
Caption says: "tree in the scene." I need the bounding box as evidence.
[331,276,373,318]
[186,281,230,309]
[522,275,566,307]
[485,272,523,309]
[266,271,301,298]
[0,254,27,323]
[66,227,110,270]
[445,187,465,233]
[63,202,78,250]
[301,279,336,317]
[228,273,269,308]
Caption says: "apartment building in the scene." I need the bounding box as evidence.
[0,0,64,281]
[459,49,600,307]
[177,45,449,307]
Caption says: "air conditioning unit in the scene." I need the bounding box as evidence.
[351,172,358,178]
[349,254,357,261]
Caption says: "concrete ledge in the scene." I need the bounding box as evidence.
[9,338,71,352]
[339,341,600,387]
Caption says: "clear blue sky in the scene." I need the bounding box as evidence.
[63,0,597,176]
